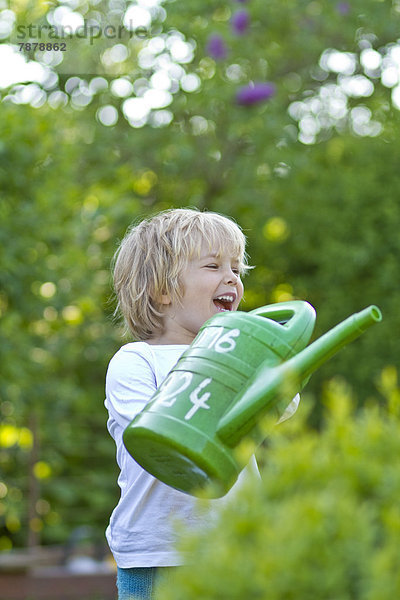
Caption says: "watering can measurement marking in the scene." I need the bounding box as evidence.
[196,326,241,353]
[123,301,382,497]
[159,372,213,420]
[157,327,241,421]
[184,377,212,421]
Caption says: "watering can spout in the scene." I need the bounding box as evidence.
[217,305,382,447]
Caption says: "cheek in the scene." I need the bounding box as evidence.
[238,282,245,303]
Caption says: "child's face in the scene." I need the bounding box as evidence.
[158,241,244,344]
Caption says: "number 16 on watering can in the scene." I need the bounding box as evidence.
[123,301,382,497]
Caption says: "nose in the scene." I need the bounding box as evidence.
[223,267,239,285]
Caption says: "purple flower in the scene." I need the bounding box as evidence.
[236,82,276,106]
[206,34,228,61]
[336,2,350,15]
[235,0,248,3]
[231,9,250,35]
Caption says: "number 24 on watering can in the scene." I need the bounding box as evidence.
[157,327,241,420]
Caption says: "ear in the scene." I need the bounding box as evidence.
[160,293,171,305]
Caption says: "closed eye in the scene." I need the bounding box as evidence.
[203,263,240,274]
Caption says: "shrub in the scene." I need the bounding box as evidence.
[156,373,400,599]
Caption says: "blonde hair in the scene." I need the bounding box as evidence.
[112,208,250,340]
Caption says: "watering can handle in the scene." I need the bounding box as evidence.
[250,301,316,326]
[249,301,317,352]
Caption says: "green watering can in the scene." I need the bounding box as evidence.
[123,301,382,497]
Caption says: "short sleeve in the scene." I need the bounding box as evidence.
[105,343,157,429]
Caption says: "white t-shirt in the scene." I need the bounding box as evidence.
[104,342,261,568]
[105,341,299,568]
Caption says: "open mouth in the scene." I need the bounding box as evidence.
[213,294,235,312]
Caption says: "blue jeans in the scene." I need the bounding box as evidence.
[116,566,173,600]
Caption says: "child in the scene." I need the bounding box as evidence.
[104,208,297,599]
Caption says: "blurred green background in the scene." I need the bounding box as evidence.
[1,0,399,552]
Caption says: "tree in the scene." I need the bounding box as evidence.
[1,0,399,549]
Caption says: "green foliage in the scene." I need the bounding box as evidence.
[155,376,400,599]
[245,131,400,412]
[0,102,127,549]
[1,0,399,552]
